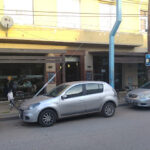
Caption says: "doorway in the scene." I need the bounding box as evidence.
[65,62,80,82]
[57,56,82,84]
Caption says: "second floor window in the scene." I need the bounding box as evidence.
[100,3,116,31]
[57,0,80,29]
[4,0,33,25]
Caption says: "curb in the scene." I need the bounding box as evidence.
[0,115,19,121]
[0,112,19,121]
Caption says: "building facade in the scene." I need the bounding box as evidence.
[0,0,148,100]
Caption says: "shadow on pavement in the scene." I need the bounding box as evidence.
[19,113,105,128]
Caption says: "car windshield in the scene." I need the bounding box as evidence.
[46,84,69,97]
[140,81,150,89]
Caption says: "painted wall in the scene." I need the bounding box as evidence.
[80,0,100,30]
[34,0,57,27]
[0,0,4,20]
[0,0,148,51]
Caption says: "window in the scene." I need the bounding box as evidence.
[85,83,103,95]
[140,81,150,89]
[46,84,69,97]
[100,3,116,31]
[57,0,80,28]
[140,10,148,32]
[138,64,147,86]
[4,0,33,25]
[66,84,83,98]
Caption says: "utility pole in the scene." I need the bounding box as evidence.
[148,0,150,80]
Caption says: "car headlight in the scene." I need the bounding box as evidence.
[28,103,40,110]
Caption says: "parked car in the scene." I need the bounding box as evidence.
[19,81,118,127]
[125,81,150,107]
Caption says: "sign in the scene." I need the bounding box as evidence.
[48,72,55,83]
[145,54,150,66]
[86,71,92,81]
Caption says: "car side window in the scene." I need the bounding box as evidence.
[85,83,103,95]
[65,84,83,98]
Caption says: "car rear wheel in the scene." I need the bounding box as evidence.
[101,102,115,117]
[38,109,57,127]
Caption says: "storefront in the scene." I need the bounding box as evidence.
[91,52,146,90]
[93,55,122,90]
[0,63,44,100]
[56,51,85,85]
[0,49,65,100]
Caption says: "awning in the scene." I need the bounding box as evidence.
[0,48,66,54]
[0,49,66,63]
[115,52,145,63]
[90,52,145,64]
[0,56,65,63]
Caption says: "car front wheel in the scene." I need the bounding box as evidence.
[38,109,57,127]
[101,102,115,117]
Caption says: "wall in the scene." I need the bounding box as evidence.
[122,64,138,89]
[80,0,100,30]
[34,0,57,27]
[85,52,93,80]
[0,0,147,48]
[45,53,57,92]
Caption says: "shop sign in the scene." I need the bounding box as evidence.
[145,54,150,66]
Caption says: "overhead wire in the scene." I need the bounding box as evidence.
[0,12,148,17]
[0,1,147,34]
[100,0,148,5]
[0,0,148,18]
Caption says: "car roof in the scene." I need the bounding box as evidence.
[64,81,107,86]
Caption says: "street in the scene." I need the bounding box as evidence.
[0,106,150,150]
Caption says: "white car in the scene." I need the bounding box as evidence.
[19,81,118,127]
[125,81,150,107]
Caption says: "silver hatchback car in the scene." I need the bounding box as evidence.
[19,81,118,127]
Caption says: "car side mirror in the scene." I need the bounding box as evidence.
[61,94,67,100]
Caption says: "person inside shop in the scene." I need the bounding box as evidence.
[5,76,14,109]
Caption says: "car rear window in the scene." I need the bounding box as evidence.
[85,83,103,95]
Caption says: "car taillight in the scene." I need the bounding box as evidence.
[112,89,117,96]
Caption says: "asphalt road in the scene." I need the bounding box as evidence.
[0,106,150,150]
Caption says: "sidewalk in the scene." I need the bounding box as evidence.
[0,92,127,120]
[118,91,126,106]
[0,101,19,120]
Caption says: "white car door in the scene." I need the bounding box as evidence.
[83,83,104,112]
[60,84,85,117]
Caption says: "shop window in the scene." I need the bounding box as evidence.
[0,63,44,100]
[99,3,116,31]
[93,55,122,90]
[4,0,33,25]
[140,10,148,32]
[138,64,147,86]
[57,0,80,28]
